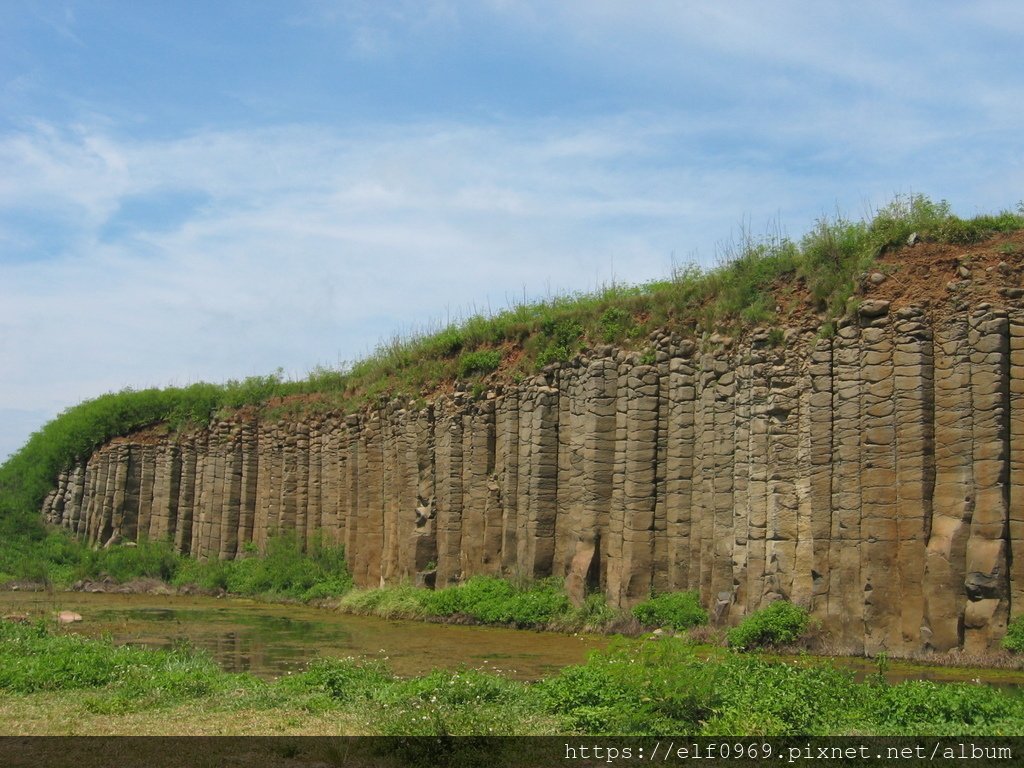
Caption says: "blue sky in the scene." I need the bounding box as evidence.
[2,1,1023,461]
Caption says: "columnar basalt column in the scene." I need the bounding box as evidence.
[893,307,934,649]
[923,318,974,651]
[963,308,1011,651]
[860,307,900,654]
[665,347,696,593]
[830,322,864,653]
[1010,310,1024,616]
[434,404,464,587]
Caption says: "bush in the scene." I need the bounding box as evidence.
[632,591,708,631]
[598,307,631,342]
[421,576,569,627]
[457,349,501,378]
[535,639,720,734]
[1002,615,1024,653]
[703,654,866,736]
[727,601,809,650]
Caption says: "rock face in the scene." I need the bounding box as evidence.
[42,303,1024,655]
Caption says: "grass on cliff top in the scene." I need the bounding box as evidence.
[2,195,1023,545]
[3,620,1023,738]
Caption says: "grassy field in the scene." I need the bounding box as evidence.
[2,619,1022,737]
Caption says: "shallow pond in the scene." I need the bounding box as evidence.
[3,590,1023,688]
[0,590,606,680]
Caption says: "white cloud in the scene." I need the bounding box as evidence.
[3,1,1024,460]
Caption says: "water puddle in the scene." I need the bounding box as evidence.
[2,591,1022,688]
[0,591,606,680]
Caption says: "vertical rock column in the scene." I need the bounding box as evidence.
[134,445,156,543]
[565,359,616,602]
[342,416,361,572]
[651,347,671,596]
[793,335,825,610]
[306,420,324,548]
[523,382,559,580]
[1010,310,1024,617]
[496,390,520,574]
[617,364,660,605]
[379,406,402,584]
[924,318,974,651]
[893,307,934,650]
[710,350,738,607]
[460,401,497,575]
[174,440,197,554]
[237,422,259,553]
[963,308,1011,651]
[413,406,438,573]
[358,412,385,586]
[665,347,696,593]
[829,322,863,652]
[859,308,900,654]
[555,366,585,579]
[691,353,716,602]
[806,339,831,622]
[149,443,180,543]
[217,426,245,560]
[764,344,801,608]
[739,343,768,615]
[434,404,464,586]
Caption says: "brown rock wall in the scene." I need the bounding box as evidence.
[44,305,1024,653]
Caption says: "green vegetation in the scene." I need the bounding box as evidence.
[0,531,352,603]
[338,576,611,631]
[726,600,810,650]
[631,591,708,631]
[3,623,1022,736]
[1003,615,1024,653]
[457,348,502,378]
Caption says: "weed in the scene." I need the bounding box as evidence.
[457,350,501,378]
[727,601,810,650]
[632,591,708,631]
[598,307,631,342]
[1002,615,1024,653]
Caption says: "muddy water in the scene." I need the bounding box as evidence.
[0,591,606,680]
[3,591,1023,688]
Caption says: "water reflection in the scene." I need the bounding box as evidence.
[0,591,604,680]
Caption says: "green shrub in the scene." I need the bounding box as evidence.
[703,654,865,736]
[870,680,1024,732]
[632,591,708,631]
[598,307,631,342]
[1002,615,1024,653]
[727,601,809,650]
[80,537,181,582]
[536,639,720,735]
[421,326,464,357]
[421,576,569,627]
[457,349,501,378]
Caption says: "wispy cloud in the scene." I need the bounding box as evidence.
[2,1,1023,461]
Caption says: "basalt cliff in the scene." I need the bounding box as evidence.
[41,239,1024,656]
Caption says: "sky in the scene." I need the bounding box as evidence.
[2,1,1023,461]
